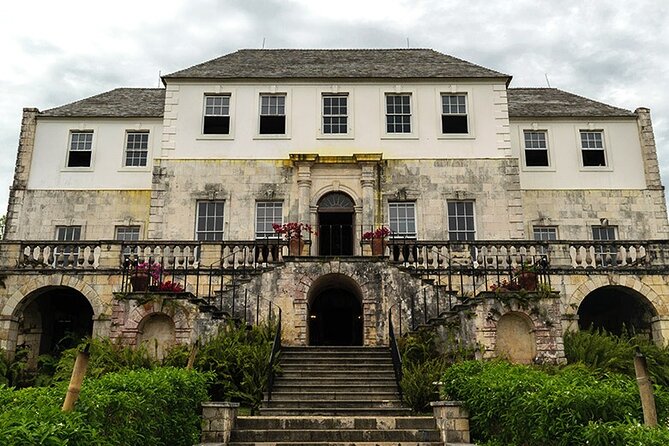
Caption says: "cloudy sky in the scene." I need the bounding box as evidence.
[0,0,667,216]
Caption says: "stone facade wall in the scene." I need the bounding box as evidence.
[6,190,151,240]
[522,189,669,240]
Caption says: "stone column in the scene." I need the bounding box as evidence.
[360,163,376,232]
[651,316,669,347]
[201,402,239,443]
[290,155,317,224]
[431,401,471,444]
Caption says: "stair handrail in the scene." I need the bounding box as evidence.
[388,304,403,399]
[266,307,282,402]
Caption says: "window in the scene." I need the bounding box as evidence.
[256,202,283,238]
[56,226,81,242]
[592,225,616,241]
[203,95,230,134]
[67,131,93,167]
[124,132,149,167]
[441,94,468,133]
[447,201,475,241]
[385,94,411,133]
[524,131,549,167]
[259,94,286,134]
[322,95,348,134]
[389,202,416,238]
[196,201,224,241]
[533,226,557,241]
[580,131,606,167]
[116,226,141,241]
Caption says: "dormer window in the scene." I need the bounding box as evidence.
[259,94,286,134]
[203,95,230,134]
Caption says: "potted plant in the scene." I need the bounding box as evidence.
[514,262,538,291]
[130,260,162,292]
[272,222,315,255]
[362,226,391,255]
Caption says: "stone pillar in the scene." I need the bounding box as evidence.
[636,108,663,190]
[0,316,19,355]
[360,162,376,232]
[297,163,313,225]
[651,316,669,347]
[5,108,39,240]
[431,401,471,444]
[201,402,239,444]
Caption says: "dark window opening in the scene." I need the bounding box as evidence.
[67,151,91,167]
[525,150,549,167]
[582,150,606,167]
[442,115,468,133]
[204,116,230,134]
[260,115,285,134]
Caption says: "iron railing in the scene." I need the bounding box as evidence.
[388,305,403,397]
[266,307,282,402]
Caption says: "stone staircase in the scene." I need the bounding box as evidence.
[226,346,443,445]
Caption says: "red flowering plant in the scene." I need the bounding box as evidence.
[272,222,316,241]
[362,226,392,241]
[135,261,162,282]
[157,280,185,293]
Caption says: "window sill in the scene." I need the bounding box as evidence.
[253,135,291,140]
[381,135,419,140]
[197,135,234,141]
[522,166,556,172]
[61,166,94,172]
[118,166,151,173]
[437,134,475,140]
[317,134,355,140]
[579,165,613,172]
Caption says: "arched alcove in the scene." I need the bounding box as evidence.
[137,313,176,360]
[578,285,657,338]
[495,312,536,364]
[308,273,363,346]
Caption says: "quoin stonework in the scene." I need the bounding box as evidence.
[2,49,668,365]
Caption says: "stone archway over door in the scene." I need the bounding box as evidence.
[318,192,355,255]
[496,312,536,364]
[307,273,363,346]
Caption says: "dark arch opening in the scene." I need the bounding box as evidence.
[577,285,656,338]
[308,274,363,346]
[317,192,355,256]
[17,287,94,357]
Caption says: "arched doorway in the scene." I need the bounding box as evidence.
[578,285,656,338]
[318,192,355,255]
[15,286,94,361]
[495,312,536,364]
[137,313,176,360]
[308,274,363,346]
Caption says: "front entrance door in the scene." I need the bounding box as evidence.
[318,192,355,256]
[309,288,363,346]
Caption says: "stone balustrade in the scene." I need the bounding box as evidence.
[1,239,664,272]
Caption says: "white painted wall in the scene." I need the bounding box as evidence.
[510,119,646,189]
[162,81,510,159]
[28,118,161,189]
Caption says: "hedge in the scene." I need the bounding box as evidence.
[441,360,669,446]
[0,367,210,446]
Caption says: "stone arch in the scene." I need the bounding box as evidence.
[577,285,658,338]
[495,311,537,364]
[314,191,359,256]
[137,313,176,360]
[307,273,364,346]
[568,275,667,317]
[311,185,360,208]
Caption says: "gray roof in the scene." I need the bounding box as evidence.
[508,88,635,118]
[40,88,166,118]
[163,49,510,81]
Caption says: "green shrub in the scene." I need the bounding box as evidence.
[564,330,669,386]
[441,360,668,446]
[583,421,669,446]
[401,357,447,412]
[0,367,210,446]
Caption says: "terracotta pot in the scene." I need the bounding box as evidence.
[289,238,305,256]
[130,274,150,292]
[371,238,385,256]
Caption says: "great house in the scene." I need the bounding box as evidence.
[2,49,668,364]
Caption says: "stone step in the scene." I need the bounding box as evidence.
[281,347,390,354]
[272,384,399,392]
[279,370,396,378]
[264,399,403,409]
[257,407,413,416]
[220,442,443,446]
[274,377,397,385]
[235,416,436,430]
[279,364,395,372]
[230,429,441,442]
[280,357,393,365]
[270,392,399,401]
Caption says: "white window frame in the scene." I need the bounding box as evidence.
[532,226,558,241]
[115,225,141,241]
[579,130,608,168]
[385,93,412,134]
[440,94,469,135]
[255,202,283,239]
[66,130,94,169]
[388,202,417,238]
[202,94,232,136]
[255,92,290,139]
[522,130,551,168]
[321,94,349,136]
[382,92,417,139]
[55,225,82,260]
[123,131,150,167]
[195,201,225,241]
[447,201,476,241]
